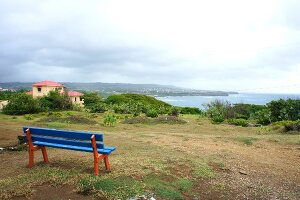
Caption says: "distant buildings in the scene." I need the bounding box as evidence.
[26,80,84,106]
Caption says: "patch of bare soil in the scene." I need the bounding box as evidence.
[12,184,93,200]
[147,134,300,199]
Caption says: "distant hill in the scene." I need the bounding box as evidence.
[0,82,238,97]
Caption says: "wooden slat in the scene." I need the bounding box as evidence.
[32,136,104,149]
[32,141,114,154]
[23,127,104,141]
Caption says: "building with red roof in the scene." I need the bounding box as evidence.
[26,80,84,106]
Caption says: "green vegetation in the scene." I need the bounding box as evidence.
[82,92,103,108]
[227,118,249,127]
[103,114,117,126]
[235,136,258,145]
[2,93,41,115]
[40,91,72,111]
[205,99,300,133]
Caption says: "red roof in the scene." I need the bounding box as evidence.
[68,91,83,97]
[32,80,63,87]
[25,91,33,95]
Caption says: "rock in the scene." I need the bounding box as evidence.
[239,170,248,175]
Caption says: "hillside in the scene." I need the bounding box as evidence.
[0,82,237,97]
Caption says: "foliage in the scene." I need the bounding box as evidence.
[2,93,41,115]
[205,100,233,123]
[103,114,117,126]
[180,106,202,115]
[24,114,34,120]
[170,107,180,117]
[104,94,173,117]
[40,91,72,111]
[252,109,271,125]
[123,115,187,124]
[0,91,23,100]
[82,92,103,108]
[267,99,300,122]
[227,118,248,127]
[273,120,300,133]
[146,109,158,118]
[232,104,265,119]
[89,102,108,113]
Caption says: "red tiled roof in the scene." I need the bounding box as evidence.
[68,91,83,97]
[26,91,33,95]
[32,80,63,87]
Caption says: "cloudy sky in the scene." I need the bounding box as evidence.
[1,0,300,93]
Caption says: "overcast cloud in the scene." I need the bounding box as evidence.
[1,0,300,93]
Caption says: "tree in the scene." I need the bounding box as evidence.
[83,92,103,108]
[2,93,41,115]
[40,91,72,110]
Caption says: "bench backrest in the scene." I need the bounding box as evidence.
[23,127,104,149]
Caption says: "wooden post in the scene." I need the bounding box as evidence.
[25,129,34,168]
[104,155,110,171]
[41,147,49,163]
[91,135,99,176]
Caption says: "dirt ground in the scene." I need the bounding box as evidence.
[0,114,299,199]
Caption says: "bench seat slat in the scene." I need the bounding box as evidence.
[33,141,115,154]
[23,127,104,141]
[32,136,104,149]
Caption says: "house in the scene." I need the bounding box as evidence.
[26,80,84,106]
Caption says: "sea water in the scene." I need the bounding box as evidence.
[156,93,300,109]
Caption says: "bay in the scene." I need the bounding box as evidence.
[156,93,300,109]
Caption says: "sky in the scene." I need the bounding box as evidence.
[0,0,300,93]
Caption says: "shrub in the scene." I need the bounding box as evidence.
[170,107,180,117]
[2,93,41,115]
[227,119,248,127]
[205,100,234,121]
[24,114,34,120]
[180,107,202,115]
[252,109,271,125]
[273,120,300,133]
[89,102,108,113]
[83,92,103,108]
[40,91,72,110]
[232,104,265,119]
[103,114,117,126]
[267,99,300,122]
[146,109,158,118]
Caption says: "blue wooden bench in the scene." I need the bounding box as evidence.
[23,127,116,175]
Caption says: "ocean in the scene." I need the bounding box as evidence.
[156,93,300,109]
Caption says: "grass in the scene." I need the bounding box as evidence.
[0,112,300,199]
[193,161,216,178]
[234,136,259,145]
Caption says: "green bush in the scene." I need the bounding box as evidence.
[2,93,41,115]
[106,94,172,116]
[89,102,108,113]
[205,100,234,121]
[24,114,34,120]
[146,109,158,118]
[232,104,265,119]
[103,114,117,126]
[180,107,202,115]
[83,92,103,108]
[267,99,300,122]
[227,119,248,127]
[40,91,72,111]
[170,107,180,117]
[252,109,271,125]
[273,120,300,133]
